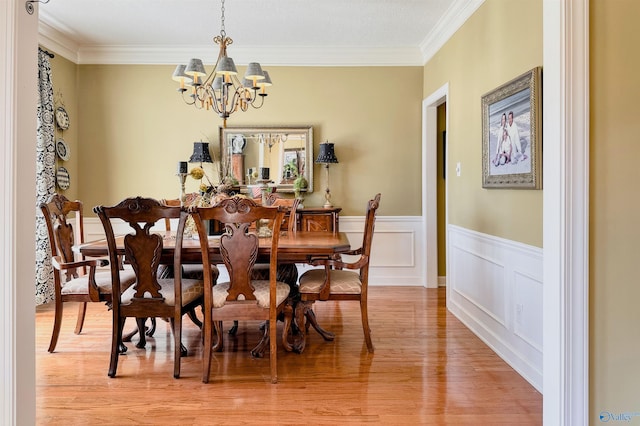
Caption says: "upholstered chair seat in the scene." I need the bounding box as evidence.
[299,269,362,295]
[59,269,135,295]
[212,280,290,309]
[121,278,204,307]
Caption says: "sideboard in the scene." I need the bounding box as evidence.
[296,207,341,232]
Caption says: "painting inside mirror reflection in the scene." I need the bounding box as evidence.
[219,126,313,193]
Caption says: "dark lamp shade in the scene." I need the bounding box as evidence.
[315,142,339,164]
[189,142,213,163]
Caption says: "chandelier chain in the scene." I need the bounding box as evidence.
[220,0,226,37]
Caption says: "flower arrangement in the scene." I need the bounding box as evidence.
[188,165,236,204]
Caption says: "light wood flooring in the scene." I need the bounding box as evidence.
[36,287,542,425]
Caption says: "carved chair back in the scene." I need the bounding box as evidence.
[269,197,301,233]
[192,197,284,302]
[40,193,84,281]
[358,193,381,282]
[94,197,186,313]
[159,198,182,231]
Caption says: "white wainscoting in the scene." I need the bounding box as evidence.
[83,215,427,287]
[447,224,543,392]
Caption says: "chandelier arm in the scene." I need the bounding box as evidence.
[194,85,209,103]
[249,94,266,109]
[230,89,246,113]
[181,91,197,106]
[202,52,224,87]
[211,84,227,116]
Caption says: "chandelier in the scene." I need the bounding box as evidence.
[172,0,271,127]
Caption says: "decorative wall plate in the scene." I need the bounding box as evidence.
[56,138,70,161]
[55,106,70,130]
[56,167,70,190]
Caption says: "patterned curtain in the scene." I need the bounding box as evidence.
[35,48,56,305]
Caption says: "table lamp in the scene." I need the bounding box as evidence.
[188,142,213,165]
[315,141,339,208]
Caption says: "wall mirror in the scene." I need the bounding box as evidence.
[219,125,314,194]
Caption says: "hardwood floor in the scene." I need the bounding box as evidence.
[36,287,541,425]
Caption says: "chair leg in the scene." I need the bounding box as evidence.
[145,317,157,336]
[167,317,188,357]
[269,317,278,384]
[122,316,138,342]
[134,318,148,348]
[212,321,224,352]
[360,298,374,353]
[281,299,294,352]
[48,297,64,353]
[228,320,239,335]
[109,316,125,377]
[250,321,270,358]
[171,317,182,378]
[304,302,335,342]
[74,302,87,335]
[202,318,213,383]
[293,300,307,354]
[186,308,203,329]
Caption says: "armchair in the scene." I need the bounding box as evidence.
[297,193,381,353]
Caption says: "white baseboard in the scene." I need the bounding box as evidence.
[83,215,427,287]
[447,224,543,392]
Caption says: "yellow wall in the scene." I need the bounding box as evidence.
[423,0,543,247]
[48,53,79,202]
[66,65,423,216]
[590,0,640,419]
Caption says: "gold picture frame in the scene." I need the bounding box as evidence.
[219,125,313,193]
[482,67,542,189]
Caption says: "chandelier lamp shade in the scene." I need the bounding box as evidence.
[172,0,272,127]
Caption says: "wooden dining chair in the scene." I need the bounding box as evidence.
[120,196,211,340]
[40,193,137,353]
[225,195,300,337]
[190,196,292,383]
[160,196,216,280]
[94,197,205,378]
[270,197,301,233]
[297,193,381,353]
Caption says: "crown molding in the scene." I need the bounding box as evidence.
[38,20,78,63]
[419,0,485,64]
[63,44,425,66]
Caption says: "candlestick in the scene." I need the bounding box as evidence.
[259,167,270,180]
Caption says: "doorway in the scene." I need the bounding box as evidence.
[421,83,448,290]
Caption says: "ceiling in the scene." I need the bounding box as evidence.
[38,0,483,66]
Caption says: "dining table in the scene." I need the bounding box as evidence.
[77,230,350,263]
[75,230,351,353]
